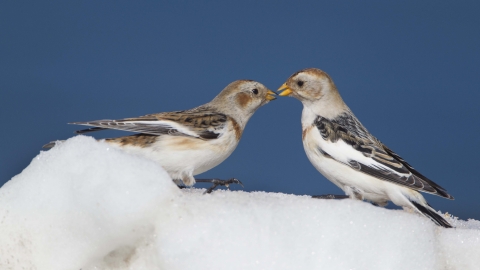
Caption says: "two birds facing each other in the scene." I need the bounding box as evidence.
[44,68,455,228]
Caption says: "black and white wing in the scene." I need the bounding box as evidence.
[314,114,454,199]
[71,110,229,140]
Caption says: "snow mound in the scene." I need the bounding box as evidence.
[1,136,479,270]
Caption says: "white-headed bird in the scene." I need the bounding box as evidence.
[278,68,453,228]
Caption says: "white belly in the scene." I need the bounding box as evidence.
[302,126,405,204]
[299,107,428,209]
[109,132,238,181]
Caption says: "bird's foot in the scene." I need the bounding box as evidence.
[312,194,350,199]
[195,178,244,194]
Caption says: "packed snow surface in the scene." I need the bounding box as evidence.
[1,136,479,270]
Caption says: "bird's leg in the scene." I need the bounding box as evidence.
[173,179,187,189]
[195,178,244,194]
[312,194,385,207]
[311,194,350,199]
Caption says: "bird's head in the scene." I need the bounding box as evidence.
[277,68,338,103]
[277,68,346,117]
[213,80,276,117]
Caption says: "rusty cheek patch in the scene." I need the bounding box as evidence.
[236,92,252,108]
[309,90,324,100]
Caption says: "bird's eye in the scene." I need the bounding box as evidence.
[297,81,304,87]
[252,89,259,95]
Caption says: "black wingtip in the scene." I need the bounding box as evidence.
[410,200,453,228]
[431,187,455,200]
[422,178,454,200]
[74,127,107,134]
[444,193,455,200]
[42,141,56,149]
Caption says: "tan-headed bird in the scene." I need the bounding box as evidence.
[45,80,276,193]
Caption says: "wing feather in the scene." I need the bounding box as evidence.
[314,113,453,199]
[70,109,228,140]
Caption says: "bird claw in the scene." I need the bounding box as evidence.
[195,178,244,194]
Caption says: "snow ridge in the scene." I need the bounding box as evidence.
[0,136,479,270]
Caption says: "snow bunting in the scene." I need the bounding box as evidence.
[45,80,276,192]
[278,68,454,228]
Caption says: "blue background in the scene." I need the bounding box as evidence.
[2,1,479,220]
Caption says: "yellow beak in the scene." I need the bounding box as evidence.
[277,83,293,96]
[265,89,277,101]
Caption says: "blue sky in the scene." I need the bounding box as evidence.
[1,1,479,220]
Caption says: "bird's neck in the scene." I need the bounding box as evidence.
[301,93,348,120]
[208,99,252,129]
[232,111,253,129]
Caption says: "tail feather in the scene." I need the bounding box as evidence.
[42,141,56,149]
[42,140,65,149]
[410,200,452,228]
[74,127,107,134]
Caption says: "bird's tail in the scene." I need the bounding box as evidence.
[410,200,452,228]
[42,140,65,149]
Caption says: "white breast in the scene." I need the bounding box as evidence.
[301,107,393,202]
[109,121,240,181]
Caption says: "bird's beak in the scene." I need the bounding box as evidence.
[265,89,277,101]
[277,83,293,96]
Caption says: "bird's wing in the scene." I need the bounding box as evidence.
[75,127,108,134]
[313,115,453,199]
[381,144,453,199]
[71,111,228,140]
